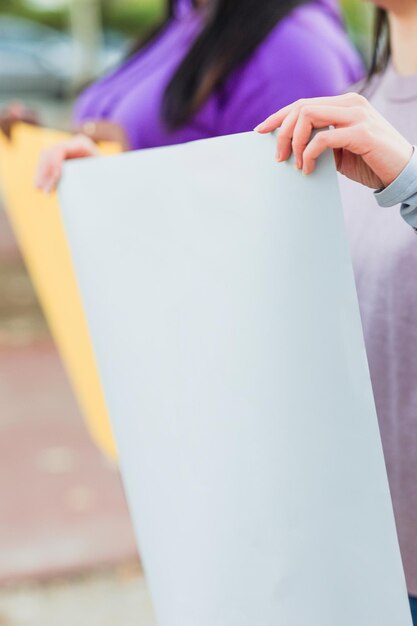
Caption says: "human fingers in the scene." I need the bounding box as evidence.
[0,102,40,140]
[291,105,367,170]
[35,146,66,192]
[254,93,364,134]
[7,102,27,118]
[301,127,361,175]
[302,117,413,189]
[276,109,299,163]
[35,135,98,193]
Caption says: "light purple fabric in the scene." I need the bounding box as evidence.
[74,0,363,149]
[340,63,417,596]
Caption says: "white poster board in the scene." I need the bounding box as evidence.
[59,132,411,626]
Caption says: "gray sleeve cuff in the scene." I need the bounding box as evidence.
[374,147,417,228]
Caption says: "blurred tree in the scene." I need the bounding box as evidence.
[340,0,373,61]
[100,0,165,37]
[69,0,102,86]
[0,0,371,61]
[0,0,67,28]
[0,0,165,35]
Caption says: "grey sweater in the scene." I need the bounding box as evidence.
[375,147,417,228]
[339,62,417,595]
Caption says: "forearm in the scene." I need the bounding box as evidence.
[375,148,417,229]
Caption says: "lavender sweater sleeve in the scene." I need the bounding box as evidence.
[375,148,417,228]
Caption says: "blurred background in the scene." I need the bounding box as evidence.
[0,1,373,625]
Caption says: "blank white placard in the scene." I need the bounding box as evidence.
[59,131,412,626]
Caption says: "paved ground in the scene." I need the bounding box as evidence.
[0,565,156,626]
[0,338,140,584]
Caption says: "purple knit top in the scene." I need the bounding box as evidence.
[74,0,363,149]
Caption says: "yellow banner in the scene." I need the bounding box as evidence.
[0,123,118,460]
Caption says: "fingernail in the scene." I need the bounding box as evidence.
[253,123,264,133]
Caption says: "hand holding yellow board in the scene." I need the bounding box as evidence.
[0,123,119,460]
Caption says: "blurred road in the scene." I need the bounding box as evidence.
[0,565,156,626]
[0,96,155,622]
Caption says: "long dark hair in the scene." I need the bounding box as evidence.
[368,8,390,80]
[142,0,309,130]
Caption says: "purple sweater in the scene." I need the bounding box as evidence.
[74,0,363,149]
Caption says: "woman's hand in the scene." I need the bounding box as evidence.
[0,102,40,140]
[76,120,130,151]
[35,120,129,193]
[35,134,99,193]
[255,93,413,189]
